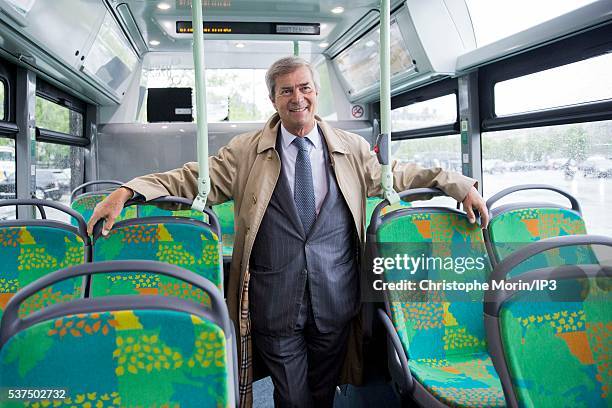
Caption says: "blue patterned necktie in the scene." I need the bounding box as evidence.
[293,136,316,234]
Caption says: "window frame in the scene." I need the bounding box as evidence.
[479,22,612,132]
[35,79,88,146]
[373,78,459,140]
[0,60,18,137]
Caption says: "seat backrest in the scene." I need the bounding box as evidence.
[91,202,223,304]
[365,197,411,229]
[370,189,492,361]
[0,200,89,319]
[486,185,596,276]
[71,192,138,227]
[0,260,237,407]
[485,236,611,408]
[212,200,235,258]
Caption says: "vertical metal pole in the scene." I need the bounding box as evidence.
[377,0,399,203]
[15,68,36,219]
[191,0,210,211]
[84,103,98,188]
[458,72,482,194]
[293,41,300,56]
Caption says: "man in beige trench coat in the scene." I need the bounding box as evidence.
[88,56,488,408]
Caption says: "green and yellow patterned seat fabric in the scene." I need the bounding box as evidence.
[366,197,411,230]
[499,283,610,407]
[1,309,231,407]
[92,220,223,304]
[71,193,137,227]
[488,207,596,276]
[212,201,235,258]
[0,226,85,319]
[377,210,505,407]
[138,203,208,221]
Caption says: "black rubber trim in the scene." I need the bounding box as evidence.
[0,121,18,136]
[36,127,88,147]
[489,202,580,219]
[0,199,88,241]
[486,184,581,214]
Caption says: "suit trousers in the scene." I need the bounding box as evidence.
[252,286,350,408]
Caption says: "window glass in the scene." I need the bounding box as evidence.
[465,0,596,47]
[392,94,457,132]
[0,138,16,220]
[495,54,612,116]
[3,0,35,17]
[82,12,137,95]
[333,22,414,95]
[139,68,276,122]
[36,142,84,222]
[392,134,462,206]
[315,62,337,120]
[482,120,612,236]
[0,80,5,120]
[36,96,83,137]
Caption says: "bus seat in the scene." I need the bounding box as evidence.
[0,260,238,407]
[91,197,223,304]
[212,200,235,259]
[71,180,137,227]
[485,185,596,274]
[0,199,89,319]
[485,235,611,408]
[366,196,412,229]
[369,188,505,408]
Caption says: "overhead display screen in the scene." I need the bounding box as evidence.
[176,21,320,35]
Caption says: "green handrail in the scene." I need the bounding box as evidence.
[191,0,210,212]
[378,0,399,204]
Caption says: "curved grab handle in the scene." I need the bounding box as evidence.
[0,199,87,238]
[123,196,221,238]
[71,180,124,202]
[0,199,47,219]
[368,188,457,232]
[491,234,612,282]
[0,260,230,346]
[486,184,581,214]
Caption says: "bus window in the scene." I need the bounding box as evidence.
[0,139,16,220]
[35,142,84,222]
[482,119,612,236]
[392,134,461,207]
[315,62,337,120]
[495,53,612,116]
[0,79,5,120]
[391,94,457,132]
[139,67,275,123]
[36,96,83,137]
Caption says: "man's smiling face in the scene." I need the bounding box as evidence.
[271,66,318,136]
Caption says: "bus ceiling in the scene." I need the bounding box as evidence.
[0,0,609,107]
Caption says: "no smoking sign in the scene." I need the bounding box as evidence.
[351,104,364,118]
